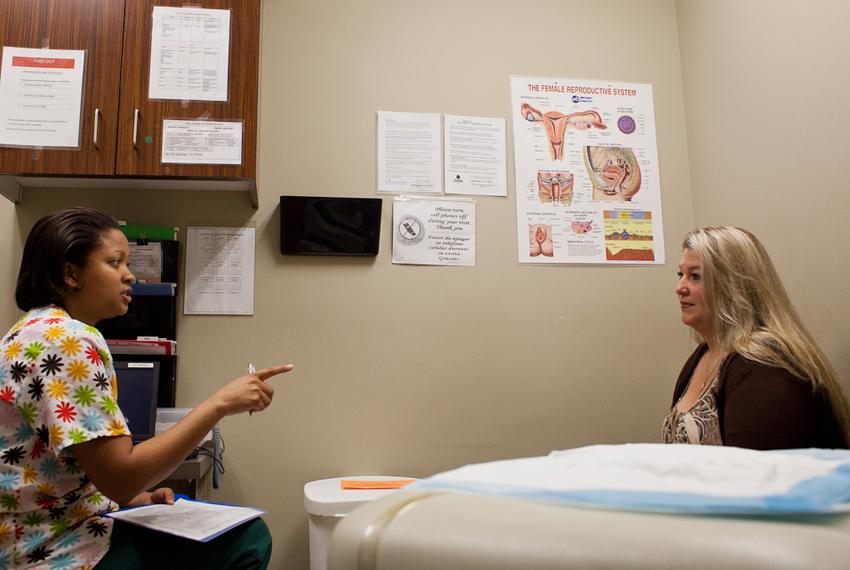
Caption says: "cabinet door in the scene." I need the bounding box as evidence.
[115,0,259,178]
[0,0,124,175]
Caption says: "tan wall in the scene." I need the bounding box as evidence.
[1,0,697,567]
[0,199,18,326]
[676,0,850,385]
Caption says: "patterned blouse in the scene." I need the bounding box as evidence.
[662,369,723,446]
[0,306,130,569]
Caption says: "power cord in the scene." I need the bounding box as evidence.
[213,425,223,489]
[191,426,224,488]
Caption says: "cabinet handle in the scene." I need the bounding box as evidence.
[92,108,101,149]
[132,109,140,150]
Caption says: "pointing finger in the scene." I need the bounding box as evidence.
[256,364,294,381]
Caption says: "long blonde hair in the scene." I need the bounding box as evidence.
[683,226,850,443]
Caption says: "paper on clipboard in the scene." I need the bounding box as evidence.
[128,243,162,283]
[106,499,264,542]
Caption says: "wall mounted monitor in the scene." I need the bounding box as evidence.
[114,361,160,443]
[280,195,382,256]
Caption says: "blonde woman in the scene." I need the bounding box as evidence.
[663,226,850,449]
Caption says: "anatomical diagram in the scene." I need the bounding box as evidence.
[529,223,554,257]
[583,146,641,201]
[603,210,655,261]
[570,220,593,234]
[521,104,606,160]
[537,171,574,205]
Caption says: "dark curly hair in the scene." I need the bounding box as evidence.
[16,207,120,311]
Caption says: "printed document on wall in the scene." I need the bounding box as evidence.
[184,226,255,315]
[511,76,664,264]
[149,6,231,101]
[392,198,475,266]
[444,115,507,197]
[377,111,442,194]
[161,119,242,164]
[0,47,85,148]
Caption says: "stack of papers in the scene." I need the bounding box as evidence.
[107,338,177,355]
[107,499,264,542]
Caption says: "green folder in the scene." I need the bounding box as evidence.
[120,224,178,241]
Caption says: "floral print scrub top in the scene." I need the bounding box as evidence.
[0,306,130,569]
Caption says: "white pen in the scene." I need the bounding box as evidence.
[247,363,257,416]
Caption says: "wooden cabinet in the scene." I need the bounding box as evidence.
[0,0,259,205]
[117,0,259,181]
[0,0,124,175]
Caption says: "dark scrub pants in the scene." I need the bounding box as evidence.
[94,518,272,569]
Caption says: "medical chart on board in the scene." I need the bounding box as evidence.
[184,226,255,315]
[148,6,231,102]
[444,114,507,197]
[392,198,475,266]
[161,119,242,164]
[377,111,442,194]
[0,47,85,148]
[511,76,664,264]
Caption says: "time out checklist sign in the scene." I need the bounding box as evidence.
[0,47,85,148]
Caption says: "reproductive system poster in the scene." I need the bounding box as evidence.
[510,76,665,264]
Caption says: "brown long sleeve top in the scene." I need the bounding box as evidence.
[672,344,848,450]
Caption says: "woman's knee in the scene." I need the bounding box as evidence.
[229,518,272,569]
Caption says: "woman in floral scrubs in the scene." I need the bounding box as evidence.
[0,208,293,569]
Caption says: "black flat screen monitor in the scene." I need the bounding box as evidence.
[280,196,382,256]
[114,361,160,442]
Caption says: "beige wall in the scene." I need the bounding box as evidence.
[0,199,18,326]
[676,0,850,385]
[2,0,698,567]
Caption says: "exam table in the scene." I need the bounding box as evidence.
[328,489,850,569]
[328,445,850,570]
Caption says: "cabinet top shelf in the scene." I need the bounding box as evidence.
[0,175,258,209]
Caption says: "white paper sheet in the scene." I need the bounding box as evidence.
[444,114,507,197]
[161,119,242,165]
[148,6,231,101]
[411,445,850,514]
[107,499,264,542]
[511,76,665,264]
[392,198,475,266]
[184,226,255,315]
[128,243,163,283]
[0,47,85,148]
[377,111,442,194]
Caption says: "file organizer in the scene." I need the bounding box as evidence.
[100,226,180,408]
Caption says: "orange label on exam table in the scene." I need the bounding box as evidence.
[340,479,415,490]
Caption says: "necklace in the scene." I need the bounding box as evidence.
[699,352,725,392]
